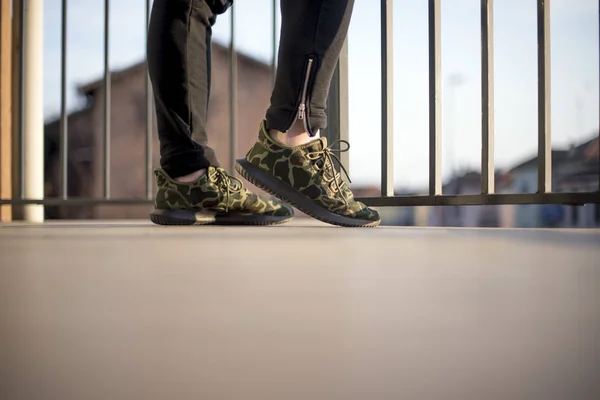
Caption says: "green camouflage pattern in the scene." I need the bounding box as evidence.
[154,166,293,217]
[244,121,380,222]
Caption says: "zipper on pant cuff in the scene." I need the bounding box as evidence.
[297,57,315,136]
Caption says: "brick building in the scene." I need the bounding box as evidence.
[44,43,275,219]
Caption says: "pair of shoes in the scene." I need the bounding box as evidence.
[150,120,380,227]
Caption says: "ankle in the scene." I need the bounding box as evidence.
[269,121,320,147]
[175,168,207,183]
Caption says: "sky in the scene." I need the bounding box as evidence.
[42,0,599,189]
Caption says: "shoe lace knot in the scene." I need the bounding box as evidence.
[307,140,352,204]
[209,167,244,212]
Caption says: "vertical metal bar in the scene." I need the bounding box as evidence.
[229,4,237,173]
[103,0,111,198]
[145,0,153,199]
[324,40,349,181]
[537,0,551,193]
[381,0,394,197]
[10,0,20,211]
[326,65,340,142]
[428,0,442,195]
[598,0,599,193]
[10,0,21,217]
[481,0,495,194]
[338,39,350,177]
[0,0,13,221]
[59,0,68,199]
[18,0,25,200]
[271,0,277,83]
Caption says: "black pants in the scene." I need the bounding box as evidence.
[147,0,355,178]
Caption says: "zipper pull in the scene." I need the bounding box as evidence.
[298,103,306,120]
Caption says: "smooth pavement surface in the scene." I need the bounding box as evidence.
[1,220,599,400]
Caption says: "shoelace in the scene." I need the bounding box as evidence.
[208,167,244,212]
[306,140,352,205]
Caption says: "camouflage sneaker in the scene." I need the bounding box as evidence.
[150,166,294,226]
[235,120,381,227]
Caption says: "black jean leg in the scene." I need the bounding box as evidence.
[266,0,355,136]
[147,0,219,179]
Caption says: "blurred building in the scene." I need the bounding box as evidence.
[44,43,275,219]
[423,134,599,229]
[427,171,505,228]
[503,135,599,228]
[351,186,417,226]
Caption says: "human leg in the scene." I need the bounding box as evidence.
[147,0,293,226]
[147,0,217,179]
[237,0,381,228]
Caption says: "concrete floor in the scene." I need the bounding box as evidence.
[1,220,599,400]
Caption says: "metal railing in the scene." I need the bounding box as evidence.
[355,0,599,207]
[0,0,280,221]
[0,0,599,222]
